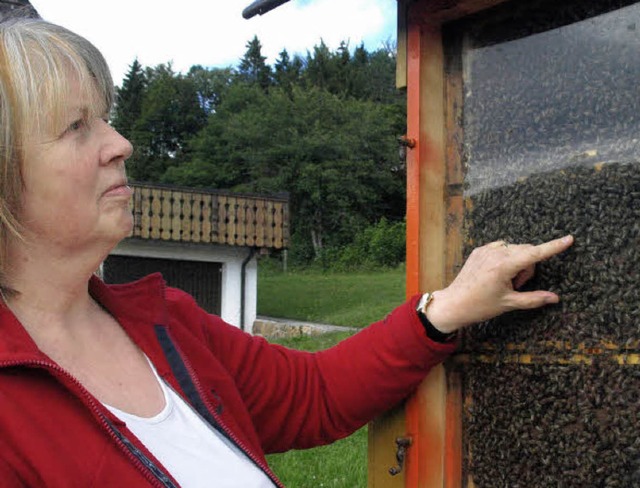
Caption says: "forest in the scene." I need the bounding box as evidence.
[112,37,407,267]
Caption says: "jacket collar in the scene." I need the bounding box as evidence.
[0,273,169,365]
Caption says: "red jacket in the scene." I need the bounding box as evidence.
[0,274,455,487]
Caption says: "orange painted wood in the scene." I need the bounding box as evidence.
[404,19,423,299]
[405,11,448,488]
[406,365,447,487]
[370,11,449,487]
[416,22,446,292]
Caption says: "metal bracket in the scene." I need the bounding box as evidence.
[389,436,413,476]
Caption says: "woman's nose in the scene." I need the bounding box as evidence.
[99,120,134,166]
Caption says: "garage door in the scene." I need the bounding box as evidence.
[103,255,222,315]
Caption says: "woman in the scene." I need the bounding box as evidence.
[0,17,573,487]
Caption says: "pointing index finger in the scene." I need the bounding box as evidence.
[511,235,574,270]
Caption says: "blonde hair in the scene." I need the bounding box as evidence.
[0,17,114,287]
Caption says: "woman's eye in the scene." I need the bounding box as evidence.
[68,119,84,131]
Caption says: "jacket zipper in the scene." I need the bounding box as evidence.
[165,329,284,488]
[0,359,175,488]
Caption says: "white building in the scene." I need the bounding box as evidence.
[103,184,289,334]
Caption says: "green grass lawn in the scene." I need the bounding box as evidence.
[267,425,368,488]
[257,265,406,327]
[258,267,406,487]
[266,331,366,488]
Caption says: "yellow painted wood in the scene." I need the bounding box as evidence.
[367,405,407,488]
[201,194,212,243]
[181,194,193,241]
[150,189,162,240]
[396,0,408,89]
[191,194,202,243]
[171,191,182,241]
[139,187,151,239]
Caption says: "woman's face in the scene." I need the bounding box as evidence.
[19,77,134,255]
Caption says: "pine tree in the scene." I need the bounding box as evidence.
[238,36,272,91]
[274,49,303,92]
[126,64,207,182]
[304,40,333,91]
[112,59,146,139]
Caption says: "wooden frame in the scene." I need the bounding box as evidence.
[369,1,513,486]
[372,0,640,486]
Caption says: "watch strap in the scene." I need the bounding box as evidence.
[416,293,457,343]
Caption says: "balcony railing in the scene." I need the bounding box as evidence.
[129,183,289,250]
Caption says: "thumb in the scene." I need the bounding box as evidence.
[505,290,559,311]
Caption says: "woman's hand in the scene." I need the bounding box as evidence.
[425,235,574,334]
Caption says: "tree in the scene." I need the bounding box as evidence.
[273,49,303,92]
[165,85,405,259]
[127,64,207,182]
[187,65,235,114]
[121,39,406,264]
[303,40,335,92]
[162,82,266,188]
[238,36,271,91]
[112,59,146,138]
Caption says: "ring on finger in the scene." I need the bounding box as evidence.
[488,240,507,249]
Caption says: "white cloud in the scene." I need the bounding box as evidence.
[30,0,396,86]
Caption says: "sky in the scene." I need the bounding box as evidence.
[30,0,397,87]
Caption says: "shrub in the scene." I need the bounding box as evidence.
[332,218,406,270]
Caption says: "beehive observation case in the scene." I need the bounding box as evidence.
[453,0,640,485]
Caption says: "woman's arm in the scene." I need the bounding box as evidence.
[195,235,574,452]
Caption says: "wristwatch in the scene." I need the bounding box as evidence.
[416,292,457,343]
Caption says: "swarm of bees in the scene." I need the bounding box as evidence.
[460,162,640,486]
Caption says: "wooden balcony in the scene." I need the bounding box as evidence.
[128,183,289,250]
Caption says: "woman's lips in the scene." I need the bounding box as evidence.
[103,184,133,197]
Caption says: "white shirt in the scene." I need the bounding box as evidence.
[105,359,275,488]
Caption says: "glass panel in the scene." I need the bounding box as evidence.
[459,2,640,485]
[464,2,640,194]
[461,2,640,347]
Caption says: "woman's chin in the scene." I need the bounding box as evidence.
[102,212,134,245]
